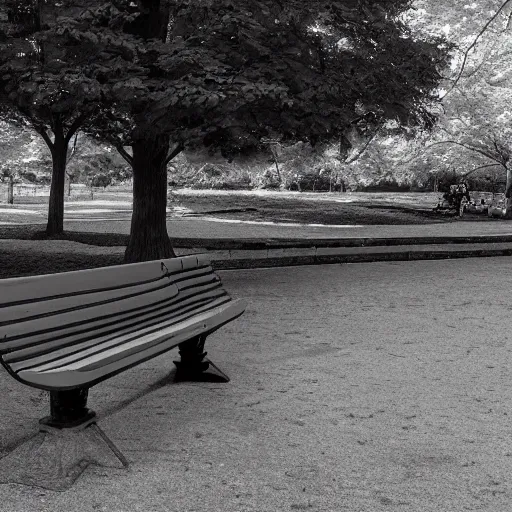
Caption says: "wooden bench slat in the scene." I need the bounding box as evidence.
[181,254,207,271]
[0,269,219,344]
[0,257,189,307]
[17,298,247,389]
[0,279,181,340]
[4,284,227,366]
[0,275,177,325]
[8,287,228,371]
[25,296,233,373]
[62,298,242,372]
[0,265,213,325]
[174,272,220,291]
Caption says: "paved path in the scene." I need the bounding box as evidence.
[0,258,511,511]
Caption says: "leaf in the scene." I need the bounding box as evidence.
[206,94,220,108]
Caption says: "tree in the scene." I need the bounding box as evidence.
[0,0,144,233]
[0,0,105,233]
[406,0,512,211]
[62,0,449,262]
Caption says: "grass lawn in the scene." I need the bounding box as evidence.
[174,189,501,225]
[175,190,450,225]
[0,246,124,278]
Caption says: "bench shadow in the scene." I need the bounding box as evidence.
[100,363,229,421]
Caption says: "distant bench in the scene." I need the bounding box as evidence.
[0,255,246,430]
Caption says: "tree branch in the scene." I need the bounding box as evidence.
[33,124,54,152]
[457,35,501,83]
[345,126,382,164]
[506,7,512,29]
[462,163,504,177]
[52,113,65,145]
[65,112,90,144]
[446,0,512,94]
[165,142,184,165]
[426,140,502,164]
[116,145,133,165]
[67,132,79,164]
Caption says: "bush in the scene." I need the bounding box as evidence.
[187,163,253,190]
[425,169,506,194]
[285,169,334,191]
[109,166,133,184]
[256,168,281,189]
[357,177,411,192]
[90,173,112,188]
[465,176,505,193]
[20,171,38,183]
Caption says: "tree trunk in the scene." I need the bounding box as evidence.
[46,137,68,235]
[124,134,176,263]
[7,176,14,204]
[505,167,512,219]
[270,147,281,182]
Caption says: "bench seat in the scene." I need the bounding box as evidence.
[0,255,246,391]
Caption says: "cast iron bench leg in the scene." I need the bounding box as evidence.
[37,388,129,469]
[174,334,230,382]
[39,388,97,430]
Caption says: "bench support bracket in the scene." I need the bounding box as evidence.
[173,335,230,382]
[39,388,96,430]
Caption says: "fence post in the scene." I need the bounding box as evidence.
[7,175,14,205]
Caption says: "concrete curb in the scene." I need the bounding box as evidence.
[3,236,512,270]
[170,234,512,250]
[202,242,512,269]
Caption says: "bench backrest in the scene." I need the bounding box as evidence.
[0,255,228,365]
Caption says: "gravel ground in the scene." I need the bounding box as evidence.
[0,258,511,511]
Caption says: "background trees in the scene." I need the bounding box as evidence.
[0,0,107,233]
[406,0,512,208]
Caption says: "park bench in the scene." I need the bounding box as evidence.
[0,254,246,430]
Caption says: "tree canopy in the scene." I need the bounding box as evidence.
[404,0,512,209]
[71,0,452,153]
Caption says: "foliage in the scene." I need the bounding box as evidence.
[56,0,453,156]
[0,0,103,142]
[0,119,50,182]
[90,173,111,188]
[66,133,132,185]
[0,0,112,232]
[405,0,512,201]
[0,119,131,187]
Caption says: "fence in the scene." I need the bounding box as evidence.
[0,183,133,204]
